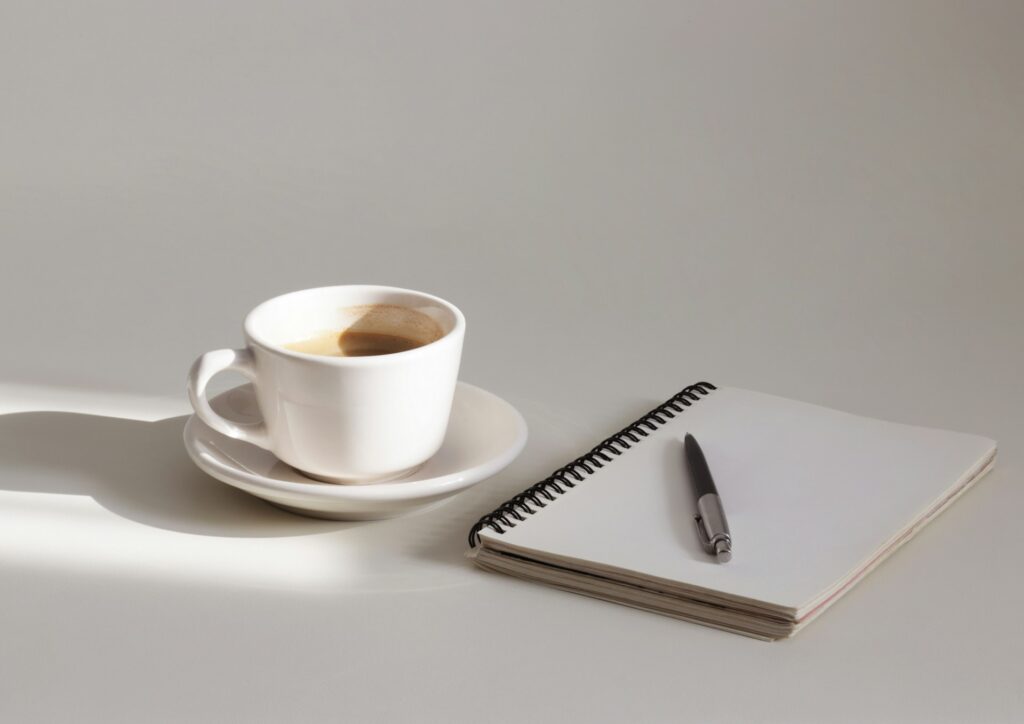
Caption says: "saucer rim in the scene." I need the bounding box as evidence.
[183,381,527,502]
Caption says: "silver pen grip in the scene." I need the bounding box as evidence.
[694,493,732,562]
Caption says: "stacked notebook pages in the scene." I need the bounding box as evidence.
[469,383,996,640]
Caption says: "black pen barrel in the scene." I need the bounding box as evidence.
[684,434,718,498]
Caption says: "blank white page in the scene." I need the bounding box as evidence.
[482,387,996,611]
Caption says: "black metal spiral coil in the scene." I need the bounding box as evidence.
[467,381,717,546]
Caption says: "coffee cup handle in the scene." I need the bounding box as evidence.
[187,348,270,450]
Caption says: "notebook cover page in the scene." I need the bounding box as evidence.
[482,387,996,611]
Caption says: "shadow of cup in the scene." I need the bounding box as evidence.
[0,410,348,538]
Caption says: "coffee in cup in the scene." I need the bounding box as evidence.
[284,304,444,357]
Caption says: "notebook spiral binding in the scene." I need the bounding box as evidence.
[468,381,717,546]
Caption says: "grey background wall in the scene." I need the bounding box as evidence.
[4,2,1020,410]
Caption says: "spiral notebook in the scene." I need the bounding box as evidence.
[468,383,996,640]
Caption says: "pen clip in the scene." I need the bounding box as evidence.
[693,514,716,554]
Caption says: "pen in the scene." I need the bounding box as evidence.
[684,433,733,563]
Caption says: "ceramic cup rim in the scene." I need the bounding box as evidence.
[242,284,465,366]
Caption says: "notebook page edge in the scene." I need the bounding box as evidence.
[794,448,996,621]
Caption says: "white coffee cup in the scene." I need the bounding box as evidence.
[187,285,465,483]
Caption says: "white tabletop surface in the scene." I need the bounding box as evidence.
[2,2,1022,722]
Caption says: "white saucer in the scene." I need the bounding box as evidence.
[183,382,527,520]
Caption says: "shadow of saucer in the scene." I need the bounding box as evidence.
[0,410,353,537]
